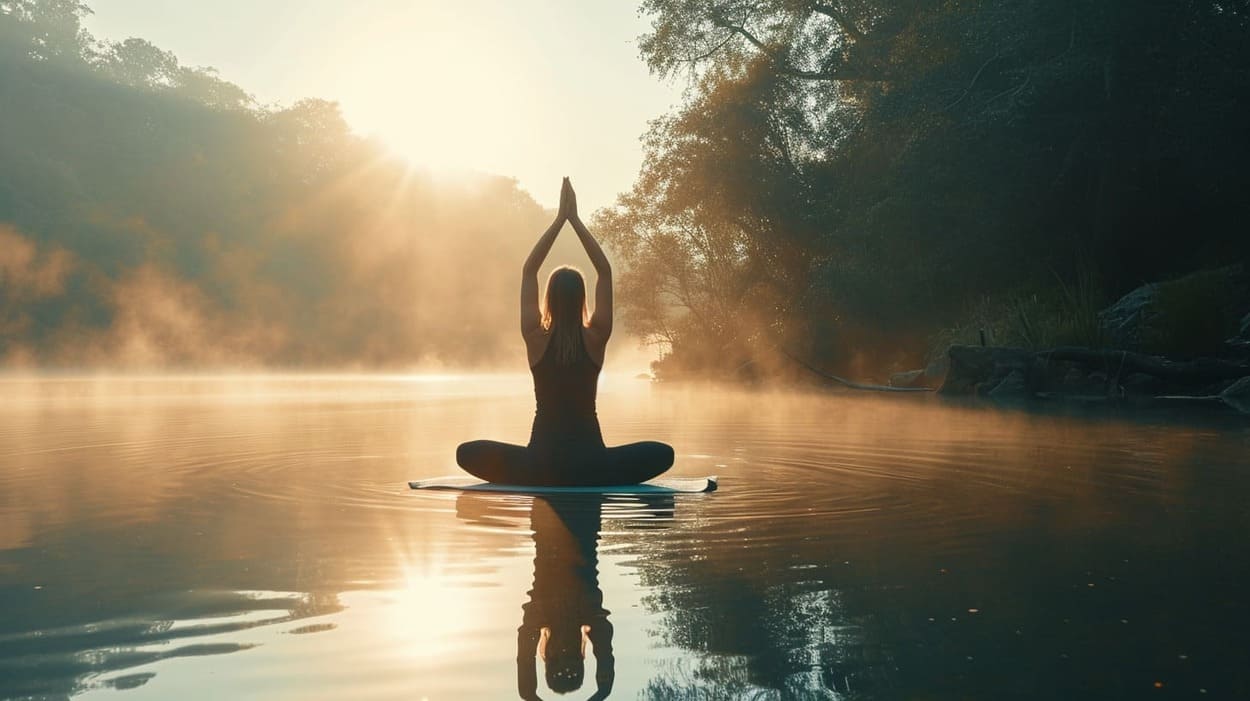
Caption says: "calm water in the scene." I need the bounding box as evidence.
[1,375,1248,700]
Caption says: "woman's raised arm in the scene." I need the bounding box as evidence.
[521,207,564,339]
[562,178,612,338]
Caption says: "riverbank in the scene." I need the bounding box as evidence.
[923,344,1250,414]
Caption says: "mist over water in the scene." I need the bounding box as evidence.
[4,3,1249,699]
[2,375,1247,700]
[0,6,625,372]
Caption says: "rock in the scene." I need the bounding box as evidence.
[939,345,1039,397]
[1221,376,1250,413]
[940,343,1250,400]
[987,369,1029,399]
[1053,364,1128,395]
[1121,372,1161,396]
[1234,311,1250,350]
[1100,265,1249,355]
[1099,282,1160,350]
[890,369,926,388]
[1060,367,1085,388]
[925,354,949,382]
[1228,312,1250,353]
[1222,376,1250,396]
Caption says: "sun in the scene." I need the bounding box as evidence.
[324,6,539,182]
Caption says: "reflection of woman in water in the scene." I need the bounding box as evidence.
[456,178,674,486]
[453,491,676,700]
[517,496,613,701]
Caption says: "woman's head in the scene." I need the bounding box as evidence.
[541,266,589,365]
[539,624,589,694]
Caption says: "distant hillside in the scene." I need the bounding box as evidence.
[0,1,591,369]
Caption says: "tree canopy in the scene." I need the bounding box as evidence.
[598,0,1250,378]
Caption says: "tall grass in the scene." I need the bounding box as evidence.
[928,263,1106,357]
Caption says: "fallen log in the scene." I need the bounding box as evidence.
[780,348,935,392]
[1038,347,1250,383]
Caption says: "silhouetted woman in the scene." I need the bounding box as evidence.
[456,178,674,486]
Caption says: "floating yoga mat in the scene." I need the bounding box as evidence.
[408,475,718,494]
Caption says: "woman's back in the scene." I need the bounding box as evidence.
[531,333,600,422]
[529,332,604,460]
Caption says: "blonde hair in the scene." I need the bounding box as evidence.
[541,266,589,365]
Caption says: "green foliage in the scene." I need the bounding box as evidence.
[614,0,1250,376]
[1141,267,1246,358]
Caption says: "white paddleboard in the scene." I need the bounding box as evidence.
[408,475,717,494]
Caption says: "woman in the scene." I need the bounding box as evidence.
[456,178,674,486]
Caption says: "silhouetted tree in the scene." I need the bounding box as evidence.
[0,0,580,368]
[605,0,1250,377]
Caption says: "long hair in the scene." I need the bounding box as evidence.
[541,266,589,365]
[538,625,587,693]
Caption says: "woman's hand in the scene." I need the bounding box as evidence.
[559,177,579,222]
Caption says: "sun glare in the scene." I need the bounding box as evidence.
[392,565,478,656]
[329,5,545,185]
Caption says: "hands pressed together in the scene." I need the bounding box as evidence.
[557,176,579,222]
[522,174,611,345]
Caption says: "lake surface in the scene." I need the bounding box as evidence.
[1,374,1248,700]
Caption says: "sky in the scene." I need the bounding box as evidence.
[83,0,685,213]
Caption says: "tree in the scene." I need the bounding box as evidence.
[97,37,178,88]
[0,0,568,368]
[608,0,1250,377]
[0,0,91,62]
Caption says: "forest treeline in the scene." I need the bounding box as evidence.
[0,0,600,369]
[3,1,1248,374]
[597,0,1250,379]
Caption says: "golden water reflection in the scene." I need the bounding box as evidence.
[1,376,1248,699]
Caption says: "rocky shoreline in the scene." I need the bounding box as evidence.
[888,266,1250,413]
[920,344,1250,413]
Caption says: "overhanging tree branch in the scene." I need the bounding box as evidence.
[706,8,886,82]
[687,30,738,63]
[712,18,774,56]
[809,2,865,41]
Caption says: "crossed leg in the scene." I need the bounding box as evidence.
[455,440,532,484]
[456,439,675,487]
[591,441,674,486]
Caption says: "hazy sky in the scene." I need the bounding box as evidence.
[83,0,683,212]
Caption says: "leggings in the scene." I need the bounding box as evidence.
[456,439,675,487]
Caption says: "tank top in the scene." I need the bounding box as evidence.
[529,330,603,450]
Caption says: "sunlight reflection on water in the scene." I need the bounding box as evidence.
[1,375,1248,699]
